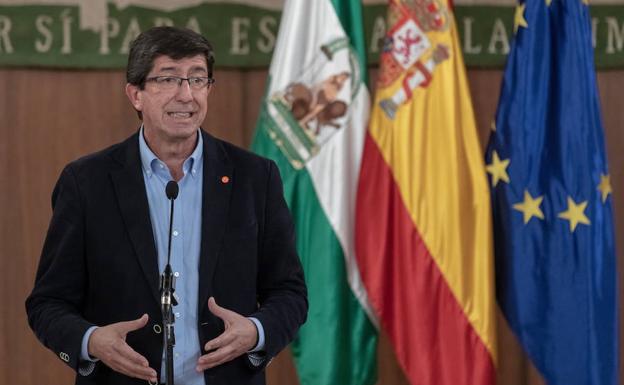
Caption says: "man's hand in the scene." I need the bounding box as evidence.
[88,314,158,383]
[196,297,258,371]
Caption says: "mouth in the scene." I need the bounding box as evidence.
[167,112,194,119]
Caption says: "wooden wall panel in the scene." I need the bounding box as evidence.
[597,70,624,385]
[1,70,137,385]
[0,67,621,385]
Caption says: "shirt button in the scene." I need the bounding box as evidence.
[175,312,180,318]
[174,271,180,277]
[173,230,179,236]
[175,353,179,358]
[159,164,164,169]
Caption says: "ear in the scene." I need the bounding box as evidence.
[125,83,143,112]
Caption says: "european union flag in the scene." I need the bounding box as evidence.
[485,1,618,384]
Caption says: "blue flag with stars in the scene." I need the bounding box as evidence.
[485,0,618,384]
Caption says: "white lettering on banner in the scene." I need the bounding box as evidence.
[186,16,201,34]
[257,16,277,53]
[0,15,14,53]
[0,4,621,67]
[35,15,53,53]
[592,18,599,49]
[230,17,250,55]
[60,9,73,54]
[488,18,509,55]
[463,17,482,54]
[99,18,120,54]
[606,17,624,53]
[369,16,385,54]
[120,17,141,54]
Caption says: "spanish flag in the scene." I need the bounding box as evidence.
[355,1,496,383]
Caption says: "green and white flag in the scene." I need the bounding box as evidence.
[251,0,378,384]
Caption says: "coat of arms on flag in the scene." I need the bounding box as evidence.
[265,38,362,169]
[253,2,378,384]
[377,0,450,119]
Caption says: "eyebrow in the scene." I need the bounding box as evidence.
[156,66,208,75]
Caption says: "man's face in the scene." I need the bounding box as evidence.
[126,54,211,143]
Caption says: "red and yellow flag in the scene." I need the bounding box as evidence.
[355,1,496,383]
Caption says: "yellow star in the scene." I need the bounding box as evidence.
[597,174,612,203]
[558,197,590,232]
[545,0,552,6]
[486,151,511,187]
[514,3,529,33]
[513,190,545,224]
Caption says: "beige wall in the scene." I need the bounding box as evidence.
[1,67,622,384]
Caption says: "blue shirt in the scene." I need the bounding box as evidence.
[81,128,265,384]
[139,128,204,384]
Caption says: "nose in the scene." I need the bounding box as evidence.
[174,80,194,102]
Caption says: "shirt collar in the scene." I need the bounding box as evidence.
[139,126,204,179]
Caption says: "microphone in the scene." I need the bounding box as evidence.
[166,180,179,200]
[160,180,178,385]
[164,181,178,267]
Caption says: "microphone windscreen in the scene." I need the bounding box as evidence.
[165,180,179,200]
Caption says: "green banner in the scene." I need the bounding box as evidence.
[0,3,622,69]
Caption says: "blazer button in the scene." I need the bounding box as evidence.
[153,324,162,334]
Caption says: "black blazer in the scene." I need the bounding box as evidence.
[26,130,308,385]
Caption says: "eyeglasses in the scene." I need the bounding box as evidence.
[145,76,216,90]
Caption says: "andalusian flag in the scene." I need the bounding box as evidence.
[251,0,377,384]
[355,1,496,384]
[487,1,618,384]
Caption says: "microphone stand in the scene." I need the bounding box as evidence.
[160,181,178,385]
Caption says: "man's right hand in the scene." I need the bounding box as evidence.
[88,314,158,383]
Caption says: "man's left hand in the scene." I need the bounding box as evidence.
[196,297,258,371]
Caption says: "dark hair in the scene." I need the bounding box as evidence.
[126,26,215,89]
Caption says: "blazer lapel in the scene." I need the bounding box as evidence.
[110,134,160,305]
[198,131,233,314]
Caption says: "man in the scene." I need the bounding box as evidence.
[26,27,308,385]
